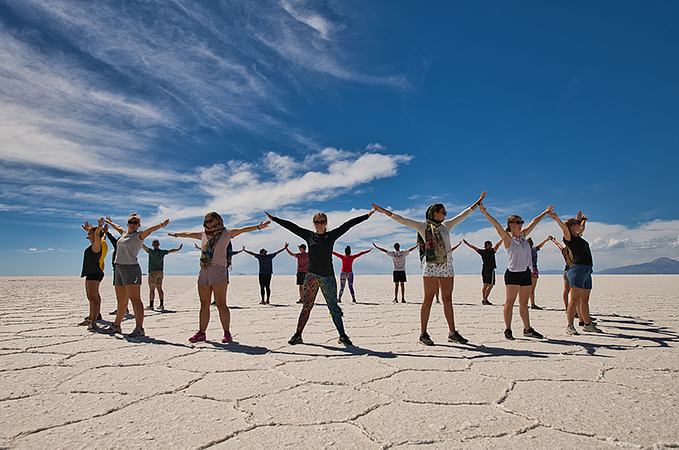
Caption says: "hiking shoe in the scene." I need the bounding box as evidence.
[338,334,353,346]
[504,329,514,340]
[259,300,266,305]
[523,327,544,339]
[401,299,406,303]
[189,331,206,343]
[87,321,99,331]
[566,324,579,335]
[419,332,434,346]
[78,319,91,326]
[157,305,164,311]
[579,318,598,327]
[109,309,117,315]
[448,331,468,344]
[100,324,122,335]
[583,323,603,333]
[482,299,493,305]
[393,298,399,304]
[222,331,233,343]
[296,299,303,304]
[128,326,145,338]
[530,305,543,310]
[146,305,154,310]
[288,334,303,345]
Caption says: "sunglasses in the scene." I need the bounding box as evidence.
[512,220,525,225]
[313,220,327,225]
[203,218,215,226]
[128,221,140,225]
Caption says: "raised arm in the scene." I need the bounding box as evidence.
[547,211,571,241]
[522,206,553,237]
[462,239,479,252]
[537,236,551,249]
[169,231,202,240]
[577,211,589,235]
[354,248,372,258]
[242,247,257,257]
[104,216,125,235]
[231,220,270,238]
[493,240,503,252]
[90,218,105,253]
[140,219,170,240]
[142,244,150,252]
[445,191,487,230]
[273,243,289,256]
[168,243,183,254]
[332,251,342,258]
[451,240,463,252]
[478,202,512,248]
[284,244,297,258]
[406,244,419,253]
[548,235,564,251]
[266,212,311,241]
[331,211,373,240]
[372,242,389,254]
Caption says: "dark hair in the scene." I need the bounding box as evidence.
[527,238,534,247]
[298,244,306,250]
[345,245,351,256]
[484,241,492,248]
[259,248,267,254]
[394,243,400,250]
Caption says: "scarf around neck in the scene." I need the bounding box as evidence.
[417,205,448,265]
[200,227,225,269]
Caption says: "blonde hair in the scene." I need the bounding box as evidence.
[505,215,522,232]
[564,218,580,231]
[128,213,141,223]
[204,211,224,228]
[313,213,327,223]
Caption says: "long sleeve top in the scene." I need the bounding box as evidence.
[271,214,370,277]
[390,206,474,253]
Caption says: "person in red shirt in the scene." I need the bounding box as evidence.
[332,246,371,303]
[285,243,309,304]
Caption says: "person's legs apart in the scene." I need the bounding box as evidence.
[212,281,230,332]
[421,277,438,334]
[440,277,457,333]
[197,284,213,333]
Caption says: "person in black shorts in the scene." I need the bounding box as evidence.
[463,239,502,305]
[373,242,418,303]
[80,218,106,330]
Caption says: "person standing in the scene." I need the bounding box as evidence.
[142,239,183,311]
[332,246,372,303]
[265,209,374,346]
[478,202,552,340]
[527,237,550,310]
[373,242,418,303]
[243,245,288,305]
[285,243,309,304]
[548,210,603,335]
[80,218,107,330]
[463,239,502,305]
[372,192,486,346]
[100,214,170,337]
[169,212,269,343]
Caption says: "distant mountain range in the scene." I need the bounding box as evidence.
[598,257,679,274]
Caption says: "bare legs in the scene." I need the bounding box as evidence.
[562,280,571,310]
[394,281,406,301]
[568,287,591,325]
[422,277,456,334]
[529,277,539,308]
[114,284,143,328]
[85,280,101,321]
[504,285,532,331]
[482,283,493,301]
[197,281,230,333]
[149,283,164,306]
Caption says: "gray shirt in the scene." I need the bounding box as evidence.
[114,231,144,265]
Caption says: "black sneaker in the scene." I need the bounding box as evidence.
[523,327,544,339]
[448,331,468,344]
[530,305,543,310]
[296,299,303,304]
[401,299,406,303]
[419,332,434,346]
[393,298,399,304]
[482,299,492,305]
[108,309,117,315]
[97,313,102,321]
[338,334,353,346]
[504,329,515,340]
[288,334,303,345]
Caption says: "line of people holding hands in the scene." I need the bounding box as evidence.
[80,190,600,346]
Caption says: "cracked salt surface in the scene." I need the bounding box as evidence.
[1,274,678,449]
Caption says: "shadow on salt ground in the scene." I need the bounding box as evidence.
[271,343,397,359]
[461,343,552,360]
[205,341,269,355]
[105,335,194,349]
[594,313,679,348]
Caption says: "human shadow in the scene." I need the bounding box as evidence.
[205,341,270,355]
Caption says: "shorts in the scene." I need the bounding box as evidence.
[422,252,455,278]
[198,264,229,286]
[85,272,104,282]
[531,267,539,279]
[481,268,495,285]
[148,270,164,285]
[504,268,532,286]
[296,272,307,285]
[114,264,142,286]
[568,264,593,290]
[393,271,407,283]
[563,269,570,285]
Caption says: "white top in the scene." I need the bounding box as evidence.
[507,234,532,272]
[390,206,474,253]
[386,249,413,271]
[200,229,233,268]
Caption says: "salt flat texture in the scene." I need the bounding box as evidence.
[1,274,678,449]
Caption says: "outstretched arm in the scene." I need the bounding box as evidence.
[332,251,342,258]
[372,242,389,254]
[451,240,463,252]
[522,206,553,237]
[578,211,589,235]
[142,244,150,252]
[265,212,311,241]
[284,243,297,257]
[231,221,270,238]
[462,239,479,252]
[274,243,289,255]
[407,244,419,253]
[90,218,105,253]
[354,248,372,258]
[493,240,503,252]
[140,219,170,240]
[242,247,257,256]
[547,211,571,241]
[105,216,125,235]
[169,231,202,240]
[478,202,512,248]
[168,243,183,254]
[548,235,564,251]
[537,236,550,249]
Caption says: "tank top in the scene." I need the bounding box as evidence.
[507,235,532,272]
[81,246,104,277]
[114,231,143,265]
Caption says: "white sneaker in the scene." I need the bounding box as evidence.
[566,324,579,335]
[582,323,603,333]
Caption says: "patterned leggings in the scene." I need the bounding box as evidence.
[295,272,345,336]
[338,272,355,301]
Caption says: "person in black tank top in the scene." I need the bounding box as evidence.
[80,218,106,331]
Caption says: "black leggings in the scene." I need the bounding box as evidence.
[259,273,272,301]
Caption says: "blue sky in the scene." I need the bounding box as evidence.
[1,0,678,277]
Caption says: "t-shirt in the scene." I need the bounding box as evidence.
[386,249,412,271]
[115,231,143,265]
[81,242,107,277]
[200,230,233,269]
[531,247,540,269]
[254,253,277,274]
[146,248,169,272]
[295,252,309,272]
[332,250,371,273]
[477,248,497,271]
[271,214,370,277]
[564,235,593,266]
